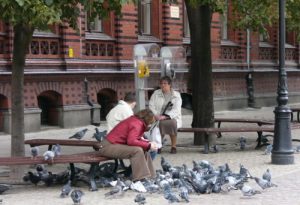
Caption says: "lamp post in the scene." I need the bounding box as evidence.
[271,0,294,164]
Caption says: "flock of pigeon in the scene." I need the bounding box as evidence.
[20,155,277,204]
[0,128,282,205]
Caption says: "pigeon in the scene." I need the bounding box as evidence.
[0,184,11,194]
[69,128,88,140]
[70,189,84,205]
[52,144,61,157]
[262,169,271,182]
[295,145,300,152]
[93,128,107,142]
[161,156,172,172]
[163,185,180,203]
[179,184,189,202]
[30,146,39,158]
[134,193,146,205]
[239,136,247,150]
[60,180,72,198]
[105,179,125,198]
[43,150,55,163]
[264,144,273,155]
[239,184,261,197]
[25,171,41,186]
[253,177,277,190]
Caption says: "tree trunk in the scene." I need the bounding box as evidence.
[186,3,215,145]
[10,23,33,180]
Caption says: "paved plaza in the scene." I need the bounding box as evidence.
[1,105,300,204]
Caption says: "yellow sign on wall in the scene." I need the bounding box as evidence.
[137,60,150,78]
[69,48,74,58]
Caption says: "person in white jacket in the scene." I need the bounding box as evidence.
[149,76,182,154]
[106,92,136,133]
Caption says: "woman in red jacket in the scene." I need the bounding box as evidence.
[98,109,158,181]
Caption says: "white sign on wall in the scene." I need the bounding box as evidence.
[170,6,180,19]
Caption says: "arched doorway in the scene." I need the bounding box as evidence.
[0,94,8,132]
[37,91,62,126]
[97,88,118,121]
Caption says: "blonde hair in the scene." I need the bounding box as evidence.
[135,109,155,125]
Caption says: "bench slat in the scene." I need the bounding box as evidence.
[0,152,110,166]
[24,139,101,147]
[214,118,274,125]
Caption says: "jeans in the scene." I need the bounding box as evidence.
[149,151,157,160]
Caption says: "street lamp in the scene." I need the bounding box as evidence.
[271,0,294,164]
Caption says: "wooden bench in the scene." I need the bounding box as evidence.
[178,123,300,153]
[24,139,103,151]
[0,151,111,191]
[214,118,274,138]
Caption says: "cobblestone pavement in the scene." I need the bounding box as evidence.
[1,105,300,204]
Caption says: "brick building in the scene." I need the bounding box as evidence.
[0,1,300,133]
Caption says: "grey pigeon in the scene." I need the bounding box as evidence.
[163,185,180,203]
[70,189,83,205]
[93,128,107,142]
[179,184,189,202]
[43,150,55,163]
[0,184,11,194]
[239,184,261,197]
[60,180,72,198]
[264,144,273,155]
[253,177,277,189]
[134,193,146,205]
[262,169,271,182]
[161,156,172,172]
[25,171,41,186]
[105,179,125,198]
[52,144,61,157]
[239,136,247,150]
[295,145,300,152]
[30,146,39,158]
[69,128,88,140]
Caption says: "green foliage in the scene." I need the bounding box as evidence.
[286,0,300,40]
[230,0,277,37]
[185,0,226,13]
[0,0,134,31]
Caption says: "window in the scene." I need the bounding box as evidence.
[220,1,228,40]
[86,14,102,33]
[138,0,151,35]
[183,3,190,37]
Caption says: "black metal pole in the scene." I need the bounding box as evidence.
[271,0,294,164]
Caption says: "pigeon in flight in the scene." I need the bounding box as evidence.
[93,128,107,142]
[60,180,72,198]
[30,146,39,159]
[70,189,84,205]
[69,128,88,140]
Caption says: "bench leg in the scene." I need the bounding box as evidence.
[217,122,222,138]
[69,163,76,185]
[203,133,209,154]
[297,111,300,122]
[291,112,294,121]
[255,131,263,149]
[88,163,98,191]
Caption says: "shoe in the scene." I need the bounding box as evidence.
[157,148,162,154]
[170,147,177,154]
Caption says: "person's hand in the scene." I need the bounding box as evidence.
[150,142,158,151]
[155,115,167,121]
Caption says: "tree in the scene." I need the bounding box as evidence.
[184,0,300,147]
[0,0,133,179]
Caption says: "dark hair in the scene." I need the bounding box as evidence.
[135,109,155,125]
[124,92,136,103]
[160,76,172,85]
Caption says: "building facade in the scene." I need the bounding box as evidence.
[0,1,300,133]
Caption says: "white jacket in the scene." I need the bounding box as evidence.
[149,89,182,128]
[106,100,134,133]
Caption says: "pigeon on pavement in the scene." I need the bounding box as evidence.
[60,180,72,198]
[262,169,272,182]
[70,189,84,205]
[134,193,146,205]
[239,136,247,150]
[69,128,88,140]
[0,184,11,194]
[239,184,261,197]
